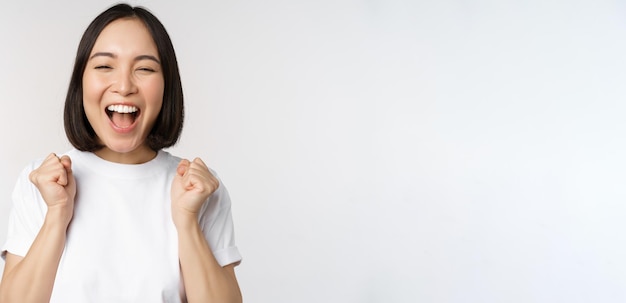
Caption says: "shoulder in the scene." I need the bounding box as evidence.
[158,151,223,177]
[16,149,72,179]
[14,148,78,185]
[156,150,183,173]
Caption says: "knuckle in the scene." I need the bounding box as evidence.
[28,171,38,183]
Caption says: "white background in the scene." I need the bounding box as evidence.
[1,0,626,302]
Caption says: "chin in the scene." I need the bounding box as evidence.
[103,140,144,154]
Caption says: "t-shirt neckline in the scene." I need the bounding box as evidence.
[69,149,170,179]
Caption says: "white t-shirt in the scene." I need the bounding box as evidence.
[1,149,242,303]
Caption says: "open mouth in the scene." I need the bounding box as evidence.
[106,104,140,129]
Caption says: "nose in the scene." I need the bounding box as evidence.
[111,69,138,96]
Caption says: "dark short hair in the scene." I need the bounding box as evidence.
[64,3,184,151]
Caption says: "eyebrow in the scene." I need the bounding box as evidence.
[89,52,161,64]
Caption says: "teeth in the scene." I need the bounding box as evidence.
[107,104,138,114]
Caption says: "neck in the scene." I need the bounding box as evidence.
[94,146,158,164]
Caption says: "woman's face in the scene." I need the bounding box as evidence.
[82,17,164,164]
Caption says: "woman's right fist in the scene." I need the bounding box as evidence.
[29,153,76,216]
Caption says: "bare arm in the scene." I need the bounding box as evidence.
[171,158,242,303]
[0,209,69,302]
[177,217,242,303]
[0,154,75,303]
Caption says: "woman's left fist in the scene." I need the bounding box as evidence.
[171,158,219,226]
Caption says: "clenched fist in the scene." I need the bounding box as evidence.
[29,153,76,225]
[170,158,219,227]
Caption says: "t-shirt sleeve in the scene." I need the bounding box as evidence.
[197,172,242,267]
[2,163,47,260]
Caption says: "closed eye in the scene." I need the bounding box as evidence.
[95,65,112,70]
[137,67,156,72]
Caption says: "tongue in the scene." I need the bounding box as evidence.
[111,112,134,128]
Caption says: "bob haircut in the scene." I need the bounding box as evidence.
[64,3,184,151]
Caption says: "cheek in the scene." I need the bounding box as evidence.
[82,73,103,103]
[144,79,165,107]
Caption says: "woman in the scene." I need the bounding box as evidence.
[0,4,242,303]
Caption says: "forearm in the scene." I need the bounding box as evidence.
[0,209,69,303]
[177,217,242,303]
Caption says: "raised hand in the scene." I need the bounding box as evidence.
[28,153,76,224]
[170,158,219,227]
